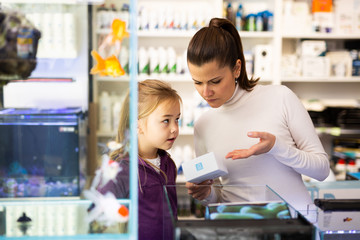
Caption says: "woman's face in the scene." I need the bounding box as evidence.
[188,60,240,108]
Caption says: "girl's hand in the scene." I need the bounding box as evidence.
[185,180,213,200]
[225,131,276,160]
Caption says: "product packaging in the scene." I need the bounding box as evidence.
[182,152,228,184]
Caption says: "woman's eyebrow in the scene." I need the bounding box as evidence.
[192,76,222,82]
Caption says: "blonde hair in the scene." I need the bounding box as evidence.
[110,79,182,181]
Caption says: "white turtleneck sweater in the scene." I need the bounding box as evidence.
[194,84,330,210]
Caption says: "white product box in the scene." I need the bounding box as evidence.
[301,40,327,57]
[182,152,228,184]
[301,56,330,77]
[334,0,354,34]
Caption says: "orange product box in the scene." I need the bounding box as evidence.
[312,0,333,12]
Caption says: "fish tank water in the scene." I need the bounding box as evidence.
[0,108,87,198]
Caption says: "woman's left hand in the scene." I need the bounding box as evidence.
[225,131,276,160]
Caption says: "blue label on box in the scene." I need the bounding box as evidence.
[196,162,204,171]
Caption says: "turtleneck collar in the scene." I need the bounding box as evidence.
[220,83,248,110]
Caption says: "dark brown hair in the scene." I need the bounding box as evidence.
[187,18,259,91]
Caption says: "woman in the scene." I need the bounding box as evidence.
[185,18,330,210]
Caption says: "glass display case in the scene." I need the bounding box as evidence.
[0,198,130,238]
[0,0,139,238]
[0,108,87,199]
[164,185,316,240]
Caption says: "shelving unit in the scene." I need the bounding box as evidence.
[91,0,360,171]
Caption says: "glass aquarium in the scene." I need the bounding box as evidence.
[165,185,316,240]
[0,108,87,198]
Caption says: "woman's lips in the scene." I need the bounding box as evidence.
[206,98,217,103]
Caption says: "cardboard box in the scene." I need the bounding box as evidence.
[302,56,330,77]
[182,152,228,184]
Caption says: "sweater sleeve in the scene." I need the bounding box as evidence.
[268,87,330,181]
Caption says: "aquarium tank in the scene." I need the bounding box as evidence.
[0,108,86,198]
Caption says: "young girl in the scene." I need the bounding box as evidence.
[97,79,182,240]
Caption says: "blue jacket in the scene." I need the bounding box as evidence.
[98,150,178,240]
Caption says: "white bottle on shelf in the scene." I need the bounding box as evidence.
[99,91,112,133]
[119,45,129,75]
[112,101,122,132]
[167,47,177,76]
[138,47,149,76]
[149,47,160,77]
[158,46,168,75]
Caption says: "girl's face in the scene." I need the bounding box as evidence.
[138,99,181,159]
[188,60,241,108]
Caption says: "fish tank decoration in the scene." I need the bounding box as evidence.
[90,19,129,77]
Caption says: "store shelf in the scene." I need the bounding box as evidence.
[239,31,275,38]
[282,32,360,39]
[96,74,193,83]
[281,76,360,83]
[316,127,360,136]
[96,30,275,39]
[1,0,103,3]
[138,30,198,38]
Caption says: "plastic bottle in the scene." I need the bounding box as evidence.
[255,12,263,31]
[235,4,244,31]
[187,9,196,30]
[166,7,174,29]
[176,55,183,75]
[167,47,177,76]
[97,4,107,29]
[138,47,149,76]
[120,4,130,29]
[112,101,122,132]
[265,10,274,32]
[139,7,149,30]
[182,101,194,129]
[335,158,347,180]
[109,4,117,27]
[99,91,112,132]
[180,10,187,30]
[246,13,256,31]
[148,47,160,76]
[149,9,158,30]
[158,47,168,75]
[347,160,358,173]
[226,3,234,24]
[119,45,129,75]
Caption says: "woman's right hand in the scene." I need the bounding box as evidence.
[185,180,213,200]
